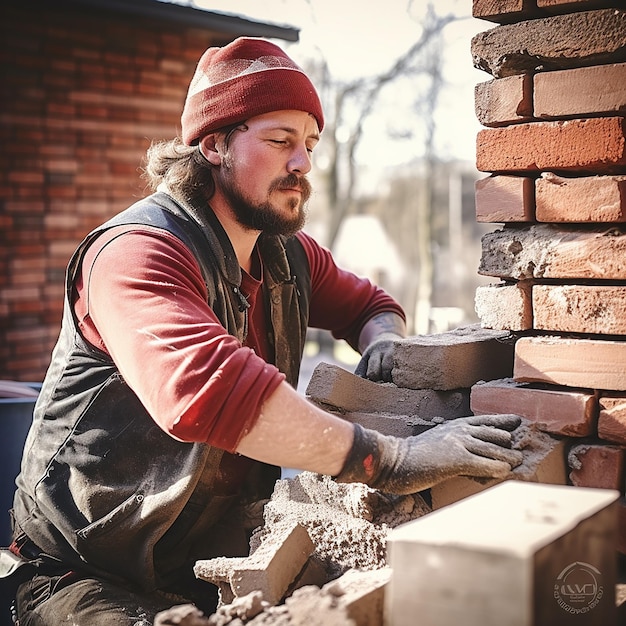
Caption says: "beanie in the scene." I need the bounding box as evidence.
[181,37,324,146]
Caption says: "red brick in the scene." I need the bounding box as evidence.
[471,378,597,437]
[534,63,626,119]
[514,336,626,391]
[474,281,533,331]
[475,175,534,223]
[475,75,533,127]
[598,395,626,445]
[568,443,625,490]
[535,173,626,222]
[476,117,626,174]
[472,0,535,23]
[533,285,626,335]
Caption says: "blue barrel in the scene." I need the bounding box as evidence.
[0,385,39,547]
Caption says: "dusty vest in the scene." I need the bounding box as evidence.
[12,192,311,591]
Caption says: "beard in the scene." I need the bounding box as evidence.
[217,162,311,237]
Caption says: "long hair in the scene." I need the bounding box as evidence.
[141,137,215,206]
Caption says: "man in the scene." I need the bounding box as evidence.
[8,37,522,624]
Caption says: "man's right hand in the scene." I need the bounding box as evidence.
[335,414,524,495]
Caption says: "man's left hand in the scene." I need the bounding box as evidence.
[354,332,400,382]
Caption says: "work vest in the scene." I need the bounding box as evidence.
[12,192,311,591]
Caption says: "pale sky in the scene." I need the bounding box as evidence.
[195,0,491,167]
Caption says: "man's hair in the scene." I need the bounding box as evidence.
[141,137,215,204]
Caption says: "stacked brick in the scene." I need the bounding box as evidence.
[0,3,230,381]
[470,0,626,552]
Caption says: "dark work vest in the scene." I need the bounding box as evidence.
[12,192,311,591]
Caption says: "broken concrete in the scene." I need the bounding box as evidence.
[471,9,626,78]
[430,419,567,509]
[305,362,470,419]
[479,224,626,280]
[194,519,314,606]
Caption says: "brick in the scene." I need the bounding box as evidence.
[598,395,626,445]
[389,482,619,626]
[472,0,536,24]
[619,498,626,555]
[476,117,626,174]
[305,362,471,419]
[534,63,626,119]
[324,409,424,438]
[430,421,567,509]
[389,325,515,391]
[471,378,597,437]
[471,9,626,78]
[533,284,626,335]
[479,224,626,280]
[475,75,533,127]
[514,336,626,391]
[535,173,626,222]
[538,1,626,15]
[475,175,534,223]
[568,443,625,490]
[194,519,314,606]
[475,282,532,331]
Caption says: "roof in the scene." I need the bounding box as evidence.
[54,0,300,42]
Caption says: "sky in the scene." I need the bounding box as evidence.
[194,0,492,167]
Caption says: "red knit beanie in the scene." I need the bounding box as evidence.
[181,37,324,146]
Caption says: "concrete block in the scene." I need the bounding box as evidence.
[476,117,626,174]
[479,224,626,281]
[568,443,625,490]
[534,63,626,119]
[533,284,626,335]
[470,378,597,437]
[430,421,567,509]
[390,325,515,391]
[475,175,534,223]
[386,482,619,626]
[475,282,533,331]
[514,336,626,391]
[305,362,471,418]
[535,172,626,223]
[471,9,626,78]
[598,394,626,445]
[322,567,392,626]
[475,75,533,127]
[194,519,313,606]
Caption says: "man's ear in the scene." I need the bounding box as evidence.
[198,134,221,166]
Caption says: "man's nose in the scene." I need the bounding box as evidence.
[287,145,312,175]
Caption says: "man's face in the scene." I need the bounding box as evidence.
[214,110,319,237]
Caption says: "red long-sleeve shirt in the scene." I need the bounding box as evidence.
[73,225,404,452]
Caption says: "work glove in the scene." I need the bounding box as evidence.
[334,414,524,495]
[354,333,401,382]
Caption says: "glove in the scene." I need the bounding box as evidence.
[354,333,400,382]
[334,414,524,495]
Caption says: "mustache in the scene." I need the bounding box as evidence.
[270,174,311,198]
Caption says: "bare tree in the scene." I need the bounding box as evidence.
[302,4,457,254]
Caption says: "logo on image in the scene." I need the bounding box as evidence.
[554,561,603,614]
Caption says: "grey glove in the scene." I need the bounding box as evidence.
[354,333,400,382]
[335,414,524,495]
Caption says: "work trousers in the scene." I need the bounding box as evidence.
[14,572,218,625]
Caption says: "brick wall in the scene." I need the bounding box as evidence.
[0,3,237,381]
[470,0,626,550]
